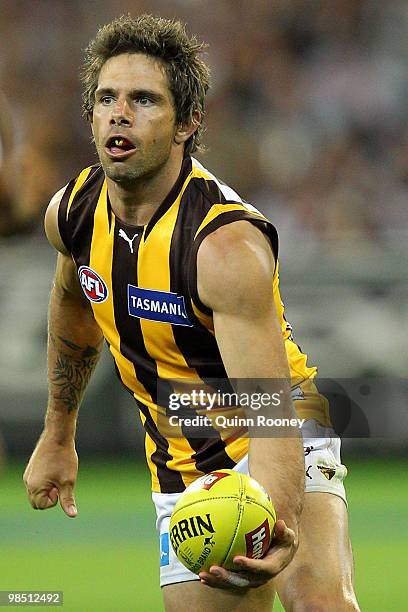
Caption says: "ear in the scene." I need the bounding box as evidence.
[174,110,201,145]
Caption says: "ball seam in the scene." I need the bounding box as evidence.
[220,472,246,567]
[171,495,241,518]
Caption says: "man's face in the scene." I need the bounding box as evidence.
[91,53,178,185]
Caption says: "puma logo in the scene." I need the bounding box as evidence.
[118,229,139,254]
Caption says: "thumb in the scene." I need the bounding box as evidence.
[59,484,77,518]
[273,519,295,544]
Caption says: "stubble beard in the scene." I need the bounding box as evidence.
[98,141,172,188]
[103,159,146,185]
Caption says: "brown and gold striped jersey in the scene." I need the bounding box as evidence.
[57,156,329,493]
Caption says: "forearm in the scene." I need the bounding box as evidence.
[214,317,304,533]
[249,435,304,534]
[244,376,304,534]
[45,283,103,443]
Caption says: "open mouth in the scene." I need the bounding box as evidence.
[105,136,137,158]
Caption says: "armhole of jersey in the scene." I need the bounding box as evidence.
[188,210,279,316]
[57,178,76,254]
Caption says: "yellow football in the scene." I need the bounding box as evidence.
[169,469,276,574]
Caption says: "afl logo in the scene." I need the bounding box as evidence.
[78,266,109,303]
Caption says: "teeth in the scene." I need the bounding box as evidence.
[114,138,124,146]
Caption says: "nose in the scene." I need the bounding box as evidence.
[110,98,133,126]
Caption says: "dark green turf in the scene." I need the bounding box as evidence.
[0,458,405,611]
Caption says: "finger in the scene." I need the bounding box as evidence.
[233,534,296,573]
[199,567,267,590]
[200,566,229,584]
[199,572,229,590]
[209,565,264,588]
[232,522,296,575]
[232,555,275,575]
[226,573,251,588]
[199,568,248,590]
[58,484,77,517]
[273,519,295,544]
[48,486,59,506]
[233,549,293,577]
[30,489,59,510]
[226,572,268,589]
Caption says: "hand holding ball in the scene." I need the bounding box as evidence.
[169,469,276,574]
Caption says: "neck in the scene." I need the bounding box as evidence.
[106,154,185,226]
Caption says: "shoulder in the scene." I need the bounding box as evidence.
[197,220,275,314]
[198,220,273,266]
[44,165,103,254]
[189,158,278,256]
[44,185,70,254]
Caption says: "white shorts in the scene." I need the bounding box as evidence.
[153,419,347,587]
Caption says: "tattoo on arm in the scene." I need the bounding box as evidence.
[49,334,103,413]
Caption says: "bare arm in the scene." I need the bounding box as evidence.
[43,252,103,439]
[196,220,304,588]
[23,188,103,517]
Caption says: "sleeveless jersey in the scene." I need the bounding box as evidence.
[58,156,329,493]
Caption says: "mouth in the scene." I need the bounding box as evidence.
[104,135,137,160]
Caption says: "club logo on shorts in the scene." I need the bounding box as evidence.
[245,519,270,559]
[200,471,230,490]
[160,532,170,567]
[78,266,109,303]
[127,285,193,326]
[317,465,336,480]
[291,385,305,401]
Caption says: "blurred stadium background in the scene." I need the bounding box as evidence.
[0,1,406,610]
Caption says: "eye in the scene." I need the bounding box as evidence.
[135,96,153,106]
[100,95,115,105]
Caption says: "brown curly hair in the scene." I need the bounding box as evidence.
[81,14,210,155]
